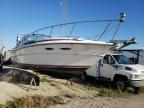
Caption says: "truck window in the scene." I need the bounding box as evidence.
[113,55,134,64]
[103,55,109,64]
[103,55,115,64]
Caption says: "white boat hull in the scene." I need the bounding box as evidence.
[11,40,113,73]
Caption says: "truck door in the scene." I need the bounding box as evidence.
[100,55,116,79]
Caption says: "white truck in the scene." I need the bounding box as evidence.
[81,53,144,93]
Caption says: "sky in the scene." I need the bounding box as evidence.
[0,0,144,50]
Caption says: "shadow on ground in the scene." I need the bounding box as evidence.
[37,70,112,89]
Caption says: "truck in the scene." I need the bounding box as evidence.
[81,53,144,93]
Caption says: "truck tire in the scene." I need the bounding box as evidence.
[115,78,128,91]
[80,72,88,81]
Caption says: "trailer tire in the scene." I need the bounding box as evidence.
[80,72,88,81]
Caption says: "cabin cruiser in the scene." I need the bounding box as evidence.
[11,13,126,74]
[11,35,113,73]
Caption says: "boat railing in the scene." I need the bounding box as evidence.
[16,13,126,48]
[29,12,126,39]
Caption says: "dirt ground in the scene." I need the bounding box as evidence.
[0,66,144,108]
[49,94,144,108]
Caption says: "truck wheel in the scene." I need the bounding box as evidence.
[134,87,140,94]
[80,72,88,81]
[115,78,128,91]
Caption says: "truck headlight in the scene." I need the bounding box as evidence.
[130,74,141,79]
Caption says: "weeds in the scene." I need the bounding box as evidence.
[64,93,81,99]
[5,98,26,108]
[98,88,132,97]
[41,77,61,89]
[140,87,144,93]
[40,78,51,82]
[0,104,4,108]
[2,95,66,108]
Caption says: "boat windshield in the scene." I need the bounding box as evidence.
[113,55,134,64]
[25,34,48,41]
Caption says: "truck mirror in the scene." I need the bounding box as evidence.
[99,59,103,67]
[101,63,103,67]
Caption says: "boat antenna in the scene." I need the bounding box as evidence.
[111,12,126,40]
[120,12,126,22]
[64,0,67,26]
[60,0,67,37]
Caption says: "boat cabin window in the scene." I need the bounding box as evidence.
[103,55,115,64]
[22,34,48,45]
[45,48,54,50]
[60,48,71,50]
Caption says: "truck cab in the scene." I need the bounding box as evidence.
[82,53,144,93]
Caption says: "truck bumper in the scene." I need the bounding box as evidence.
[129,80,144,87]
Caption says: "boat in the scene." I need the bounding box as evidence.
[11,13,126,74]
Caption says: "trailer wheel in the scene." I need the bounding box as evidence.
[80,72,88,81]
[115,78,128,91]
